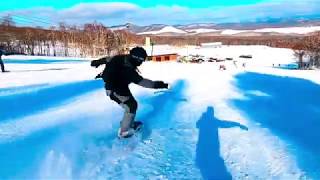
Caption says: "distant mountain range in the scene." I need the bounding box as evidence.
[109,19,320,36]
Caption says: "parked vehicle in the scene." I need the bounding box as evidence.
[208,57,217,62]
[239,55,253,59]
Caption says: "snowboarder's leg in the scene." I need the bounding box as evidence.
[119,96,137,132]
[108,91,138,138]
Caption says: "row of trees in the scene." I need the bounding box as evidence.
[1,15,319,68]
[148,35,305,48]
[0,16,142,57]
[292,32,320,69]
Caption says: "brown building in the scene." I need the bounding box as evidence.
[148,53,178,62]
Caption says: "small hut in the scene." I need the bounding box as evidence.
[148,53,178,62]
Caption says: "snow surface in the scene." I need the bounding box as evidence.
[0,45,320,179]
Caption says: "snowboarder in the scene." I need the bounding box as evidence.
[91,47,169,138]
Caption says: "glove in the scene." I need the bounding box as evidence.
[91,60,101,68]
[91,58,106,68]
[95,73,102,79]
[154,81,169,89]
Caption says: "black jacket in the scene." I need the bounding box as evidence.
[102,55,143,96]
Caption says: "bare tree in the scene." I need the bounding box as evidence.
[58,22,69,56]
[304,32,320,68]
[292,42,306,69]
[23,29,36,55]
[47,26,57,56]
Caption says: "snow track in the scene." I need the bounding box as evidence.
[0,50,319,179]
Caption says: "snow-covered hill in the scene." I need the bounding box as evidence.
[253,26,320,34]
[110,20,320,34]
[137,26,187,35]
[1,45,320,179]
[138,26,320,36]
[186,28,220,34]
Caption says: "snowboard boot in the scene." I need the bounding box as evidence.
[117,121,143,139]
[118,128,135,138]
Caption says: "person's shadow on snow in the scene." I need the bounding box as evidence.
[196,106,248,180]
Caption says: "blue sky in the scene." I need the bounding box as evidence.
[0,0,270,10]
[0,0,319,26]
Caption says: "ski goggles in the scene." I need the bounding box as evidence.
[131,55,146,62]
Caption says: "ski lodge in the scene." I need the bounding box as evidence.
[148,53,178,62]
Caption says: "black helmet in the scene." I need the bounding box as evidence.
[129,46,147,66]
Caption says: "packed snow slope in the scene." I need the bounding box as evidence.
[0,46,320,179]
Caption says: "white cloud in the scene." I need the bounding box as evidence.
[1,0,320,27]
[59,2,138,19]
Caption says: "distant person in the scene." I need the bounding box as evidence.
[0,47,6,72]
[233,60,237,68]
[242,62,246,68]
[219,64,226,71]
[91,47,169,138]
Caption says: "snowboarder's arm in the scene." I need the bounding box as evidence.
[91,56,112,68]
[138,78,168,89]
